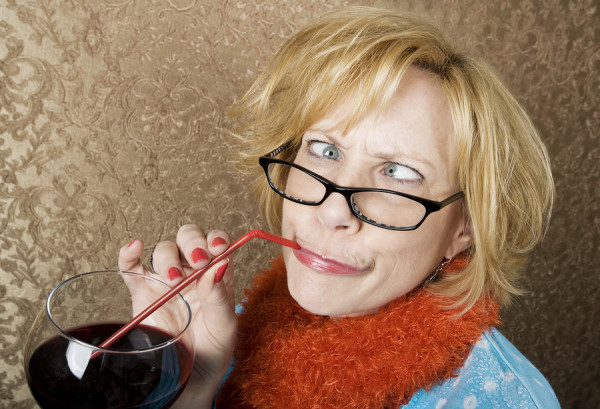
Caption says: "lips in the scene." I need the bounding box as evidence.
[292,246,370,275]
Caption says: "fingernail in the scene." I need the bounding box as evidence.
[214,262,229,284]
[191,248,208,263]
[168,267,183,281]
[211,237,226,247]
[127,239,137,248]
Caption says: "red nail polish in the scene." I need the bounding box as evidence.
[127,239,137,248]
[214,262,229,284]
[168,267,183,281]
[191,248,208,263]
[212,237,226,247]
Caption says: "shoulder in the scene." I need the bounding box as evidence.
[402,327,561,409]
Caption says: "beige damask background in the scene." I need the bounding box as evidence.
[0,0,597,408]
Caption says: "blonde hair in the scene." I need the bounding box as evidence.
[228,7,554,311]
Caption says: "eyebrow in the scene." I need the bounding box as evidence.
[304,128,346,145]
[374,150,435,172]
[305,128,435,172]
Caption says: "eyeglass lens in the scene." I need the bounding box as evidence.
[267,162,427,229]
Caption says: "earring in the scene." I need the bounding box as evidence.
[422,258,451,287]
[421,251,472,287]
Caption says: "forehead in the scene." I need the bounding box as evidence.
[306,68,458,190]
[317,70,453,153]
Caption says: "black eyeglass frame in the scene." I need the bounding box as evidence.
[259,143,465,231]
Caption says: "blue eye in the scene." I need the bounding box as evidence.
[310,142,340,160]
[383,163,422,182]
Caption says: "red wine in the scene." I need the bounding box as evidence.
[27,322,193,409]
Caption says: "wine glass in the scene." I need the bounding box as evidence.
[24,270,194,409]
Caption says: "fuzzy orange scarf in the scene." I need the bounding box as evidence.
[217,255,499,409]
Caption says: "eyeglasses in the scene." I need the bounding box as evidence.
[259,143,465,231]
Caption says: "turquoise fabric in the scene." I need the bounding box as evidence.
[403,328,560,408]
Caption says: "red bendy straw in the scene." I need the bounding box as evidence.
[97,229,299,351]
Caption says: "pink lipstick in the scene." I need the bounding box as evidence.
[293,247,369,275]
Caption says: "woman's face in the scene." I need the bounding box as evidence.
[281,68,471,317]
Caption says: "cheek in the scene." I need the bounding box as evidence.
[376,224,435,256]
[377,236,431,275]
[373,225,449,282]
[281,200,312,237]
[280,201,294,238]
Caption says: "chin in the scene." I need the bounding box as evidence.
[287,282,340,317]
[282,248,377,317]
[287,282,373,318]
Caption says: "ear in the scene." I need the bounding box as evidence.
[443,216,473,260]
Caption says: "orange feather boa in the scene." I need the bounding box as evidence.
[217,255,499,409]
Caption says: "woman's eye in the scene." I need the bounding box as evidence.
[310,142,340,160]
[383,163,422,182]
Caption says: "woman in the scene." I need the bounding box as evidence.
[120,7,560,408]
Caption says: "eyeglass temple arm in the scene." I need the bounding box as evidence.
[439,191,465,207]
[265,142,294,158]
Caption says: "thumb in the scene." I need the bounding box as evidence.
[118,238,146,275]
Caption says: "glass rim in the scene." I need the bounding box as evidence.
[46,270,193,353]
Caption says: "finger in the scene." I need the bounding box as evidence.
[192,259,234,307]
[119,238,146,275]
[183,259,237,395]
[152,240,187,285]
[176,224,211,269]
[194,259,237,339]
[206,230,231,255]
[119,239,155,297]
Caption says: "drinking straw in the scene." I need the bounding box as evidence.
[96,229,299,351]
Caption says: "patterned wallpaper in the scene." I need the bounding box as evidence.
[0,0,598,408]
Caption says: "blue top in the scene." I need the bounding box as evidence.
[403,328,560,408]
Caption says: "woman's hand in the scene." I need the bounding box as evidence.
[118,224,237,407]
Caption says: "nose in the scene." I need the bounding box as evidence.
[317,191,361,233]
